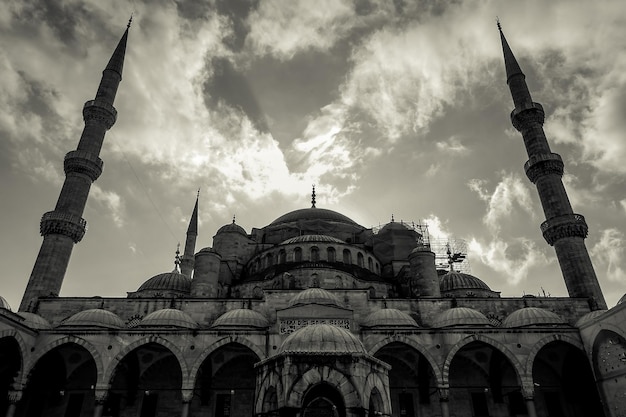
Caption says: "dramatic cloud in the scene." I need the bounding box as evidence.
[591,229,626,283]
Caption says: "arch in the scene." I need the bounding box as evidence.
[369,336,443,385]
[102,335,189,388]
[265,252,274,268]
[278,249,287,264]
[310,246,320,262]
[524,333,584,378]
[585,321,626,353]
[188,336,264,389]
[294,247,303,262]
[368,257,373,271]
[443,334,524,387]
[256,370,284,412]
[286,366,361,409]
[327,247,336,263]
[363,373,391,415]
[343,249,352,264]
[21,335,103,387]
[0,330,27,376]
[357,252,364,267]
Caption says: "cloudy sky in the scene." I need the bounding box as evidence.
[1,0,625,310]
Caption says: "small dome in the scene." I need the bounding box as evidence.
[440,271,492,292]
[432,307,491,328]
[270,208,359,226]
[575,310,608,328]
[362,308,419,328]
[380,221,414,233]
[281,234,345,244]
[17,312,52,330]
[59,309,125,329]
[279,324,366,354]
[212,309,269,328]
[289,288,341,307]
[139,309,197,329]
[216,221,247,236]
[502,307,566,328]
[0,296,11,311]
[137,271,191,294]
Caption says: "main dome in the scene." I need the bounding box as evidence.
[270,208,359,226]
[279,324,366,354]
[136,271,191,295]
[281,234,345,244]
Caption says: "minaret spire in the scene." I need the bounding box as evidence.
[499,23,606,310]
[19,24,130,312]
[180,191,199,277]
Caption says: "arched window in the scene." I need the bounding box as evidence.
[327,247,336,262]
[310,247,320,262]
[278,249,286,264]
[294,247,302,262]
[266,253,273,267]
[368,257,373,271]
[343,249,352,264]
[357,252,364,267]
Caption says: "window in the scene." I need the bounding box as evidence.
[343,249,352,264]
[278,250,286,264]
[310,247,320,262]
[294,247,302,262]
[357,252,364,267]
[368,257,373,270]
[327,247,336,262]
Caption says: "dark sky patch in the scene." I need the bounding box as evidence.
[216,0,259,51]
[174,0,213,21]
[203,57,269,133]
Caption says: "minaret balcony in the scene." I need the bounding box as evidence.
[524,152,564,183]
[511,102,545,131]
[540,213,588,246]
[40,211,87,243]
[64,150,104,181]
[83,99,117,129]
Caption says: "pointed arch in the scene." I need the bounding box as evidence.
[585,322,626,353]
[443,334,524,387]
[524,333,584,377]
[369,336,443,384]
[0,329,27,376]
[188,336,264,389]
[286,366,361,409]
[102,335,189,388]
[21,335,103,387]
[256,370,284,412]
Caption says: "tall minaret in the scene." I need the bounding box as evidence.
[498,23,606,310]
[180,191,199,277]
[19,22,131,312]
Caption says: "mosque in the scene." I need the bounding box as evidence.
[1,19,626,417]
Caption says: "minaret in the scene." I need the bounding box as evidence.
[19,22,131,312]
[498,23,606,310]
[180,191,199,277]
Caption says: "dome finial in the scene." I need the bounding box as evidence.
[311,185,316,208]
[447,243,454,272]
[127,14,133,29]
[496,16,501,32]
[173,244,181,273]
[232,214,236,224]
[391,214,395,223]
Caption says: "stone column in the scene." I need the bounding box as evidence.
[438,387,450,417]
[5,390,22,417]
[93,388,109,417]
[181,388,193,417]
[521,386,537,417]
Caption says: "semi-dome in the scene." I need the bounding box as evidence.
[289,288,341,307]
[432,307,491,328]
[17,312,52,330]
[502,307,566,328]
[212,308,269,328]
[59,309,125,329]
[575,310,608,328]
[362,308,418,328]
[139,308,197,329]
[136,271,191,294]
[440,271,492,292]
[270,208,359,226]
[279,324,366,354]
[216,221,247,236]
[281,234,345,244]
[0,296,11,311]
